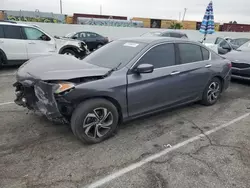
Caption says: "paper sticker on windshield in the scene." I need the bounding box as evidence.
[124,43,139,47]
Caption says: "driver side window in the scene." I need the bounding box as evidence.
[24,27,50,41]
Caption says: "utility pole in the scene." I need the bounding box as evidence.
[182,8,187,21]
[179,12,181,21]
[60,0,63,14]
[100,5,102,15]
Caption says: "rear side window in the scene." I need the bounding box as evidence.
[201,47,210,60]
[170,32,180,38]
[87,32,98,38]
[0,25,4,38]
[137,43,175,68]
[178,43,203,64]
[3,25,23,39]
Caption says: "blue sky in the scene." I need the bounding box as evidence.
[2,0,250,24]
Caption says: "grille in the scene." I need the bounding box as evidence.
[232,62,250,69]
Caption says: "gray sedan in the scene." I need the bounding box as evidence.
[14,37,232,144]
[217,37,250,80]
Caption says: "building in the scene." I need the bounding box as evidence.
[73,13,127,24]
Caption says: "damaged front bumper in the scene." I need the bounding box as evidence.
[14,80,70,124]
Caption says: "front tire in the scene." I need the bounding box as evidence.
[201,77,222,106]
[62,49,76,57]
[97,44,103,49]
[71,99,119,144]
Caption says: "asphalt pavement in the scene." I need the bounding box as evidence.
[0,67,250,188]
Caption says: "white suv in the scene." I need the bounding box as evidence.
[0,21,89,67]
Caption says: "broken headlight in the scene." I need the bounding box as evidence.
[54,82,75,94]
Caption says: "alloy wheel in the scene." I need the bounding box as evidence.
[207,81,220,103]
[83,107,113,139]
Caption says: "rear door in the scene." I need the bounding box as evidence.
[175,42,212,99]
[1,25,27,60]
[86,32,99,49]
[22,26,57,59]
[127,43,187,117]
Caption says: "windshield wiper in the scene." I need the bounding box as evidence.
[105,62,122,76]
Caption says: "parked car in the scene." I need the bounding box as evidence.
[13,37,231,144]
[65,31,109,51]
[215,37,250,53]
[0,21,89,67]
[140,30,188,38]
[216,37,250,80]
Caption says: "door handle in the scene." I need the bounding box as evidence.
[170,71,180,75]
[205,64,212,68]
[28,42,35,44]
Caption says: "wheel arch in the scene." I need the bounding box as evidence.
[75,96,123,124]
[58,45,79,54]
[0,48,7,65]
[213,75,224,91]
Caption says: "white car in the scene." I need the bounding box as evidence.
[0,21,89,67]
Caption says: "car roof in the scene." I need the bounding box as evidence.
[118,36,194,44]
[0,21,35,28]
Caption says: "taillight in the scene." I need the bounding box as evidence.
[228,61,232,68]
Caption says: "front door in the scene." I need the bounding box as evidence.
[22,27,57,59]
[127,43,186,117]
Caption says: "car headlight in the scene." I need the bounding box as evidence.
[54,82,75,94]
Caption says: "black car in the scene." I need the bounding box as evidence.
[140,30,188,38]
[65,31,109,51]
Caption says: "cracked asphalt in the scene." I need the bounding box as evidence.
[1,67,250,188]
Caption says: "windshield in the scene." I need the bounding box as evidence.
[141,32,162,37]
[84,40,147,69]
[65,32,76,38]
[237,40,250,51]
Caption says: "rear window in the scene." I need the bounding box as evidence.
[84,40,147,69]
[178,43,203,64]
[170,32,180,38]
[0,25,4,38]
[3,25,23,39]
[201,47,210,60]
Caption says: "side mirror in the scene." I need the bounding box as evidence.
[135,64,154,74]
[221,45,231,51]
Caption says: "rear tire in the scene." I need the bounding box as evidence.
[71,99,119,144]
[201,77,222,106]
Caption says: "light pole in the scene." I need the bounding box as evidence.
[60,0,62,14]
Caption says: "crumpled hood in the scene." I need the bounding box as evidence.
[222,50,250,64]
[16,55,110,81]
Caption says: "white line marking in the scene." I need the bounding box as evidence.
[0,102,14,106]
[85,113,250,188]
